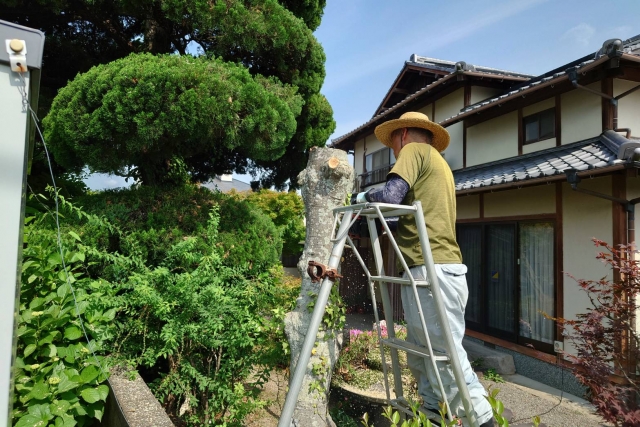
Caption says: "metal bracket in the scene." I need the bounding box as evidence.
[5,38,27,72]
[307,260,343,283]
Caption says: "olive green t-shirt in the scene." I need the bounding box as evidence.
[388,142,462,269]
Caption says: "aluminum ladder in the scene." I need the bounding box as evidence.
[278,201,479,427]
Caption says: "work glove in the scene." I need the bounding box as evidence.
[350,190,370,205]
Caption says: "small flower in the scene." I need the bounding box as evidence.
[31,311,44,317]
[53,357,59,362]
[80,347,89,354]
[48,376,60,385]
[29,364,40,370]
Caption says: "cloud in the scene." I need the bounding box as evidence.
[561,23,596,47]
[323,0,550,93]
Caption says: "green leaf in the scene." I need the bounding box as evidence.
[24,344,36,358]
[27,274,38,284]
[80,366,99,384]
[88,402,105,421]
[15,414,47,427]
[80,387,102,403]
[97,384,109,401]
[49,399,71,417]
[68,231,82,242]
[29,382,50,400]
[56,373,78,393]
[64,326,82,341]
[29,297,46,309]
[54,414,77,427]
[48,253,62,266]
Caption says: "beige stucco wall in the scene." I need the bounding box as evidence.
[418,103,434,118]
[456,194,480,219]
[484,185,555,217]
[522,138,556,154]
[629,176,640,331]
[443,122,464,171]
[354,137,366,176]
[614,79,640,136]
[523,98,555,117]
[470,86,502,105]
[434,88,464,122]
[466,111,518,167]
[561,83,602,145]
[562,177,613,354]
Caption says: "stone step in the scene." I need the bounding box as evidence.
[462,338,516,375]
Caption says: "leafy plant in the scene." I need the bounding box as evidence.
[12,196,116,427]
[554,239,640,426]
[483,369,505,383]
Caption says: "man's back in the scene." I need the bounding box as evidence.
[388,142,462,267]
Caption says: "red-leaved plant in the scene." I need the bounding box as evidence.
[556,239,640,426]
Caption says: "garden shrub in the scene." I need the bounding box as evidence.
[13,197,118,427]
[73,184,282,270]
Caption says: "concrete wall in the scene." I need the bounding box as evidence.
[484,186,555,217]
[614,79,640,136]
[434,88,464,122]
[466,111,519,167]
[471,86,502,105]
[561,83,602,145]
[561,177,613,355]
[457,194,480,219]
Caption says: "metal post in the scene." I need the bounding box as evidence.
[413,201,479,427]
[0,20,44,427]
[278,208,354,427]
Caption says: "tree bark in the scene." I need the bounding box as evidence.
[284,147,354,426]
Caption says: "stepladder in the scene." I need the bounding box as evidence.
[278,202,479,427]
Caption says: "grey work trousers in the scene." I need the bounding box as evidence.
[401,264,493,426]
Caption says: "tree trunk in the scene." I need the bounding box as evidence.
[284,147,354,426]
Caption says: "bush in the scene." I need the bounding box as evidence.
[13,197,117,427]
[556,239,640,426]
[73,184,282,270]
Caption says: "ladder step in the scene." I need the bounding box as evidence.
[370,276,430,287]
[381,338,450,361]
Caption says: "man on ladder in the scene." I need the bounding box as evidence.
[352,111,499,427]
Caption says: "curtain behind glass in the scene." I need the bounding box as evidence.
[487,225,516,334]
[458,226,482,324]
[519,222,554,344]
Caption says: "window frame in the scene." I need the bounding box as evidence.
[361,147,396,188]
[457,219,557,354]
[522,107,556,145]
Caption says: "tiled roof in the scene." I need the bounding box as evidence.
[410,55,534,79]
[454,133,629,192]
[442,36,640,126]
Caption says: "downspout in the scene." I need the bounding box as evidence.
[566,39,639,138]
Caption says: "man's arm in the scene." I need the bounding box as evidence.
[361,174,410,204]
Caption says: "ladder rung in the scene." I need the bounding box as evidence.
[381,338,450,361]
[370,276,430,287]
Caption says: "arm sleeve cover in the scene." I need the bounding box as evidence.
[364,174,410,204]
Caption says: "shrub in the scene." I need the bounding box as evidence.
[556,239,640,426]
[12,197,117,427]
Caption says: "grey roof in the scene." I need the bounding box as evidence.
[201,176,252,193]
[410,55,533,79]
[443,35,640,125]
[454,133,627,192]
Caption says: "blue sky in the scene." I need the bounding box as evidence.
[84,0,640,190]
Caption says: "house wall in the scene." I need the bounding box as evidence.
[614,79,640,136]
[561,82,602,145]
[484,186,555,217]
[418,103,433,118]
[562,177,613,355]
[444,122,464,171]
[434,88,464,122]
[354,136,366,176]
[523,98,555,116]
[471,86,502,105]
[523,138,556,154]
[626,175,640,332]
[466,111,518,167]
[456,194,480,219]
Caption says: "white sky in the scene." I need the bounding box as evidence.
[84,0,640,190]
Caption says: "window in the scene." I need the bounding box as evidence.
[361,147,396,187]
[457,221,556,353]
[523,108,555,144]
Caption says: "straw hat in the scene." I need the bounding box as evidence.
[374,111,450,152]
